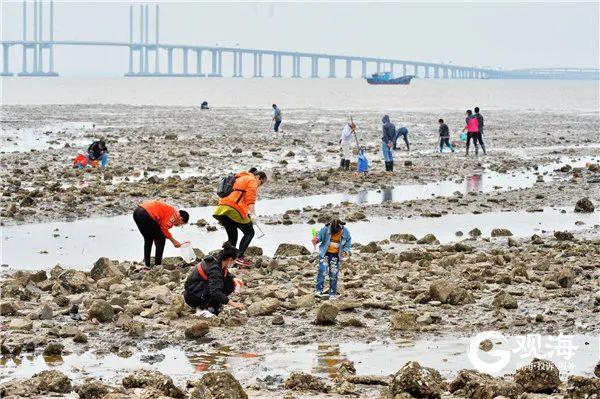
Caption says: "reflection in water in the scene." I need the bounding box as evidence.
[313,344,350,378]
[186,346,232,373]
[382,188,394,202]
[466,174,483,192]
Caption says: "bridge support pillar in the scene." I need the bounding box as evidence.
[238,51,243,77]
[389,62,394,76]
[253,52,262,77]
[376,62,381,74]
[311,57,318,78]
[413,64,418,77]
[1,44,12,76]
[434,66,439,79]
[233,51,238,77]
[329,57,335,78]
[361,60,366,78]
[403,64,407,76]
[273,54,282,78]
[195,49,203,76]
[183,48,189,75]
[345,59,352,78]
[292,55,300,78]
[425,66,430,78]
[166,48,173,74]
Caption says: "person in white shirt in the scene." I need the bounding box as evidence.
[339,122,356,170]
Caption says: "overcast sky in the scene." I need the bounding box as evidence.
[1,1,598,76]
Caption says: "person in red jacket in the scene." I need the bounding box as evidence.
[133,200,189,268]
[213,168,267,267]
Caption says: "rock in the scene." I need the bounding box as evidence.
[507,237,520,247]
[417,234,440,245]
[595,361,600,378]
[449,369,519,399]
[185,321,210,339]
[140,285,171,301]
[58,269,89,293]
[121,370,185,398]
[274,243,310,257]
[284,372,329,392]
[390,311,419,331]
[296,294,316,308]
[492,291,518,309]
[468,228,482,237]
[360,241,382,253]
[0,300,18,316]
[531,234,545,244]
[390,233,418,243]
[272,314,285,325]
[574,197,595,213]
[73,332,88,343]
[190,371,248,399]
[315,302,338,325]
[514,358,561,393]
[88,299,114,322]
[478,340,493,352]
[390,361,446,399]
[39,303,53,320]
[90,257,125,281]
[491,228,513,237]
[565,376,600,399]
[429,280,475,305]
[75,380,111,399]
[247,298,281,316]
[554,230,574,241]
[29,370,73,394]
[556,267,575,288]
[245,246,263,257]
[9,318,33,331]
[43,342,64,356]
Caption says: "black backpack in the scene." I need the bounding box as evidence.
[217,173,237,198]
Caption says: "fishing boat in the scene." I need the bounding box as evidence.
[366,72,414,85]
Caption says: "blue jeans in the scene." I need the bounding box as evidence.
[440,138,454,153]
[394,128,409,150]
[274,120,282,132]
[88,153,109,167]
[381,142,393,162]
[316,254,340,296]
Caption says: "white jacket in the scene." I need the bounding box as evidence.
[340,124,353,143]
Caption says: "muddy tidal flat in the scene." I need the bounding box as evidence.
[1,78,599,398]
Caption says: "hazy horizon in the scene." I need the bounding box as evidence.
[1,1,599,77]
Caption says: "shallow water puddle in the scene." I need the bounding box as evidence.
[1,335,597,386]
[0,122,96,153]
[2,207,598,270]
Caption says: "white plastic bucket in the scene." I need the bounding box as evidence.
[180,242,196,263]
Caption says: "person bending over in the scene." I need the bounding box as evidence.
[133,199,188,269]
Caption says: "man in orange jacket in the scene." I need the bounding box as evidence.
[133,200,189,269]
[213,168,267,267]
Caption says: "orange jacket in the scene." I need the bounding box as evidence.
[218,171,259,219]
[140,200,179,239]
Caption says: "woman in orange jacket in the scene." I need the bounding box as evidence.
[133,200,189,268]
[213,168,267,267]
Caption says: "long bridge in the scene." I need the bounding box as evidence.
[1,1,598,80]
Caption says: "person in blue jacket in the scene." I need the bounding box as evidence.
[357,146,369,176]
[311,219,352,300]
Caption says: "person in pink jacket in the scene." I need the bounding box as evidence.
[462,109,480,156]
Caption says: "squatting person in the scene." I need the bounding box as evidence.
[184,241,244,318]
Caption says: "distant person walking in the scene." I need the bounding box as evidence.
[474,106,487,155]
[213,168,268,267]
[272,104,282,132]
[394,125,410,151]
[133,200,189,269]
[438,119,455,153]
[462,110,480,156]
[381,115,396,171]
[339,122,356,170]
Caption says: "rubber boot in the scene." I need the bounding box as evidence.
[339,158,345,169]
[481,144,487,155]
[389,161,394,172]
[344,159,350,171]
[384,161,389,172]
